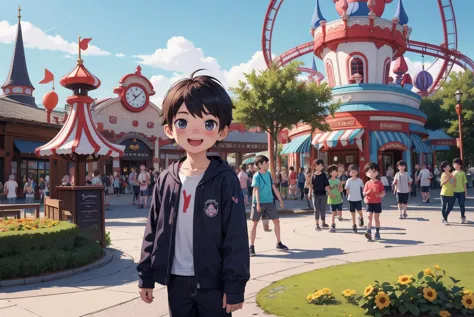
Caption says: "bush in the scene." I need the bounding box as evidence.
[0,238,103,280]
[0,221,79,258]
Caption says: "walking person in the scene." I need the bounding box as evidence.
[433,165,441,189]
[238,164,250,205]
[288,166,297,200]
[129,168,140,205]
[113,174,121,197]
[345,164,365,233]
[338,164,348,199]
[101,173,111,207]
[38,175,49,199]
[392,160,412,219]
[304,168,312,210]
[297,167,306,200]
[279,167,289,200]
[327,165,343,233]
[4,175,18,204]
[249,155,288,256]
[309,159,330,231]
[440,161,456,225]
[417,164,432,203]
[137,164,150,209]
[363,162,385,241]
[23,175,36,214]
[452,158,468,224]
[148,167,157,196]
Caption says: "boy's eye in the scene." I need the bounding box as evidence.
[174,119,188,129]
[204,120,217,131]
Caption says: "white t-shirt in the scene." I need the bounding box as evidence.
[419,169,432,187]
[91,176,103,187]
[5,180,18,199]
[345,178,364,202]
[138,171,149,191]
[171,172,204,276]
[394,172,412,193]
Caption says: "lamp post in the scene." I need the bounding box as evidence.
[454,89,464,161]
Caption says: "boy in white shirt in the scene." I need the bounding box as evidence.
[392,160,412,219]
[344,164,365,233]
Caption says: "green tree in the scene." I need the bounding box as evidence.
[431,70,474,163]
[419,98,450,131]
[231,61,337,173]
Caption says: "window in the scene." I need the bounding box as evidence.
[383,58,391,84]
[20,159,50,186]
[326,60,335,87]
[350,58,364,83]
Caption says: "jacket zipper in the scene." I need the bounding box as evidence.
[194,184,202,289]
[165,183,181,285]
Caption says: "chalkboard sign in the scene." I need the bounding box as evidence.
[76,189,103,241]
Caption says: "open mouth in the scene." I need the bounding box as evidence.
[187,138,203,146]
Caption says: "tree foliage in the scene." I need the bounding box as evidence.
[230,61,338,171]
[424,70,474,163]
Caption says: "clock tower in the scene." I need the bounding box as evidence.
[113,66,155,112]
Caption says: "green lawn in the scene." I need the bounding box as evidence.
[257,252,474,317]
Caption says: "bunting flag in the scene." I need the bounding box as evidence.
[79,38,92,51]
[39,68,54,84]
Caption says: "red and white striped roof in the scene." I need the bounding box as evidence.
[36,101,124,158]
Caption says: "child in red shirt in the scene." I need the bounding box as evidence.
[363,162,385,241]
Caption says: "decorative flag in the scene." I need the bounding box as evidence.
[39,69,54,84]
[79,38,92,51]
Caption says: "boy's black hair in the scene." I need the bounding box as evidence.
[364,162,380,173]
[300,167,305,172]
[161,69,233,132]
[348,164,359,172]
[240,164,246,171]
[440,161,451,170]
[93,170,100,177]
[327,164,338,174]
[396,160,407,167]
[254,155,269,169]
[313,159,325,166]
[289,166,294,171]
[453,158,463,167]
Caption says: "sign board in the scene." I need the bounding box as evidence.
[430,139,456,146]
[329,119,356,128]
[279,130,289,144]
[213,142,267,150]
[379,142,407,152]
[370,121,407,131]
[76,189,103,242]
[122,138,153,160]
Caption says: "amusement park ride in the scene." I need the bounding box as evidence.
[262,0,474,95]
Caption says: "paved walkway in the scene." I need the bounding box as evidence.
[1,190,474,317]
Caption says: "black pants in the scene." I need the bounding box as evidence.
[168,275,231,317]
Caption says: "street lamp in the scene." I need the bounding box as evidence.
[454,89,464,161]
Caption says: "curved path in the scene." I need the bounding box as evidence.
[1,191,473,317]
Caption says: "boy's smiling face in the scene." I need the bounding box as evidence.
[365,168,378,179]
[164,103,229,154]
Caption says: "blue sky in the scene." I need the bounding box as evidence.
[0,0,473,110]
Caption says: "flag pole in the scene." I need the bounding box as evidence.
[78,36,83,65]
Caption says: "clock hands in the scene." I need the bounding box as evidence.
[132,91,143,101]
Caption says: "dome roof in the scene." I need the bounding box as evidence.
[414,70,433,92]
[334,0,393,18]
[60,63,101,90]
[393,55,408,74]
[311,0,326,29]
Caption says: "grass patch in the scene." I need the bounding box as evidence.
[257,252,474,317]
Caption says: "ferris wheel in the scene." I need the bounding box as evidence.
[262,0,474,95]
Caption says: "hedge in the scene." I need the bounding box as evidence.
[0,222,79,258]
[0,237,103,279]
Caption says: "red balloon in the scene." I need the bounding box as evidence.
[43,91,58,111]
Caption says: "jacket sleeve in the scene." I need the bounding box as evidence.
[136,180,161,289]
[221,172,250,305]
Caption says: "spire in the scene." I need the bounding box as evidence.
[311,57,318,72]
[394,0,409,25]
[311,0,326,29]
[1,6,36,107]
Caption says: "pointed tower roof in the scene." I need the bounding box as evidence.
[311,0,326,29]
[311,57,318,72]
[394,0,409,25]
[1,6,36,107]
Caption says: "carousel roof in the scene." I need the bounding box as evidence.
[60,63,101,90]
[36,100,124,158]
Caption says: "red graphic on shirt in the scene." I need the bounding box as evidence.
[183,190,191,213]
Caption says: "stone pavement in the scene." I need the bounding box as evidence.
[1,190,474,317]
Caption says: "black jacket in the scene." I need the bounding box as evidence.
[137,156,250,304]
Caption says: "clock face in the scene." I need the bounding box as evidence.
[125,86,147,109]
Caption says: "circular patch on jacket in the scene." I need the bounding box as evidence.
[204,199,218,218]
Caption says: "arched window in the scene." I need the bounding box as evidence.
[350,58,364,83]
[383,58,391,84]
[325,60,335,87]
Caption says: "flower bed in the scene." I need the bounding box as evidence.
[0,218,61,232]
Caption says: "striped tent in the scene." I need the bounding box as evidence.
[280,134,311,155]
[372,131,411,148]
[312,128,364,152]
[411,134,431,153]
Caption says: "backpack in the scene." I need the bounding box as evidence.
[102,175,111,187]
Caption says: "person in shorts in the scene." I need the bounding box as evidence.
[137,164,150,209]
[238,164,250,204]
[417,164,432,203]
[363,162,385,241]
[392,160,412,219]
[309,159,330,231]
[327,165,343,233]
[249,155,287,256]
[345,164,365,233]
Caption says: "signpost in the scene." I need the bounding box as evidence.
[76,189,103,242]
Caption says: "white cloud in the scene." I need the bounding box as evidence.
[138,36,269,107]
[63,54,74,59]
[115,53,125,58]
[0,20,110,56]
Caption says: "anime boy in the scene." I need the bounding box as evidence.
[137,70,250,316]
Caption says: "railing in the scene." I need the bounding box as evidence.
[44,197,64,221]
[0,204,41,219]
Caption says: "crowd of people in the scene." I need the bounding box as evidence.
[236,155,470,253]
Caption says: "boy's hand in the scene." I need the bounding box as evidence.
[139,288,154,303]
[256,203,261,213]
[330,194,336,198]
[223,294,244,313]
[279,200,284,209]
[365,189,372,195]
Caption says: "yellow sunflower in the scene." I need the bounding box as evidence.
[342,289,352,297]
[424,268,434,276]
[307,293,313,301]
[321,288,331,295]
[464,289,474,295]
[312,291,322,300]
[434,264,441,270]
[364,285,374,297]
[439,310,451,317]
[350,290,356,296]
[462,294,474,310]
[397,275,413,285]
[423,287,437,302]
[375,291,390,310]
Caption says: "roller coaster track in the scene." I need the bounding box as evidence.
[262,0,473,94]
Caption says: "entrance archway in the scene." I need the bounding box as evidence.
[120,138,153,174]
[378,142,407,176]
